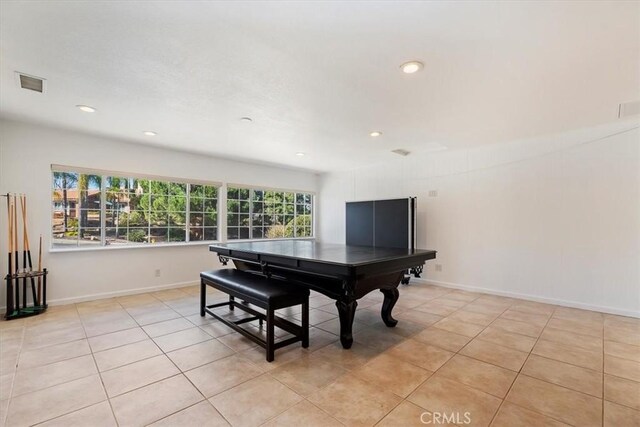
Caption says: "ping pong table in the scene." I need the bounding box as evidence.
[209,240,437,348]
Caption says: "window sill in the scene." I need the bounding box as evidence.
[49,237,316,253]
[49,241,218,253]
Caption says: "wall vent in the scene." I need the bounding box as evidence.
[16,72,45,93]
[619,100,640,118]
[391,149,410,156]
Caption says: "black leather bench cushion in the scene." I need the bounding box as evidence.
[201,269,309,309]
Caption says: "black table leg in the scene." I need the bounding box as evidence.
[335,298,358,349]
[380,287,399,327]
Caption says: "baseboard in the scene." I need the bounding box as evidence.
[411,277,640,319]
[1,280,200,311]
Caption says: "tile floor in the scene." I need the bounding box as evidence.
[1,283,639,426]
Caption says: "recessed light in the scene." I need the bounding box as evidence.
[76,105,96,113]
[296,152,305,157]
[143,131,157,136]
[400,61,424,74]
[370,131,382,137]
[240,117,253,123]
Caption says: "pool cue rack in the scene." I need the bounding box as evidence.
[3,193,48,320]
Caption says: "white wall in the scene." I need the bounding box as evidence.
[318,122,640,317]
[0,119,318,306]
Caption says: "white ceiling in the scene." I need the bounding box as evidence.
[1,1,638,172]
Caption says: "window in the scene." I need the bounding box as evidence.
[52,168,219,248]
[227,186,313,240]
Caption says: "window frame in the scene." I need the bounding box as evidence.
[50,165,221,251]
[49,167,315,252]
[225,183,315,242]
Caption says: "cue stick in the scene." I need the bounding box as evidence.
[37,234,42,305]
[6,194,13,314]
[20,194,37,306]
[13,194,23,308]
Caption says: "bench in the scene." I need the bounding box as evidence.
[200,268,309,362]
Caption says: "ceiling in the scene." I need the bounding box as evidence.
[1,1,638,172]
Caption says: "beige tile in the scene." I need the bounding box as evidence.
[605,340,640,363]
[199,321,235,338]
[605,324,640,346]
[263,400,342,427]
[604,400,640,427]
[532,339,603,371]
[167,339,234,372]
[142,317,194,338]
[101,354,180,397]
[463,302,507,316]
[604,374,640,410]
[437,354,516,398]
[353,353,432,397]
[83,315,138,337]
[37,401,117,427]
[0,372,13,400]
[210,374,302,426]
[540,326,603,352]
[491,318,544,338]
[500,309,549,326]
[554,307,604,324]
[185,354,264,397]
[432,317,484,338]
[414,301,459,316]
[21,325,86,350]
[353,326,407,351]
[150,400,229,427]
[431,297,468,308]
[87,327,147,352]
[5,375,106,427]
[18,339,90,370]
[239,344,309,371]
[408,374,501,427]
[127,306,181,326]
[184,313,217,326]
[153,327,213,352]
[312,341,382,370]
[94,339,161,372]
[506,375,602,427]
[377,401,443,427]
[491,402,570,427]
[461,339,529,371]
[510,301,556,316]
[547,317,602,338]
[395,310,443,327]
[306,326,339,351]
[270,354,348,396]
[111,374,203,426]
[216,331,259,352]
[477,326,537,353]
[308,374,402,425]
[150,288,190,302]
[522,354,603,397]
[12,354,97,397]
[314,318,368,336]
[386,339,454,371]
[605,355,640,382]
[447,310,497,326]
[444,290,480,302]
[413,327,472,352]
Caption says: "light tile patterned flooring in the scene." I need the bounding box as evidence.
[1,283,639,426]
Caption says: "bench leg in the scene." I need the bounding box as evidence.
[229,295,235,311]
[200,279,206,317]
[301,300,309,348]
[266,308,275,362]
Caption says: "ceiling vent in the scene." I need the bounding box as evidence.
[16,72,45,93]
[619,100,640,118]
[391,149,410,156]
